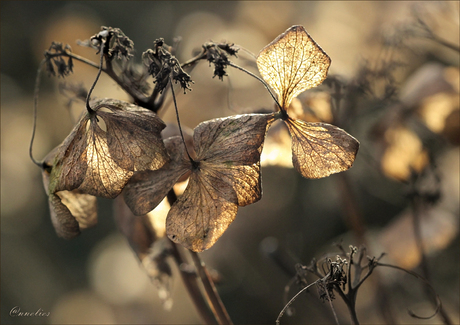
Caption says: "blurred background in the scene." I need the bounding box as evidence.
[1,1,459,324]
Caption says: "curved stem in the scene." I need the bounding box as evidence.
[30,59,46,167]
[276,279,320,325]
[411,196,452,324]
[57,50,151,109]
[85,42,105,114]
[228,61,282,111]
[169,76,194,164]
[325,283,340,325]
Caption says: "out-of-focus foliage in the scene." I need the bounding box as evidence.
[1,1,459,324]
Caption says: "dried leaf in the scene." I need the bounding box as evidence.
[167,172,239,252]
[49,98,169,199]
[123,136,190,215]
[55,191,97,230]
[41,148,97,239]
[124,113,274,251]
[285,118,360,178]
[257,25,359,178]
[48,193,81,239]
[168,114,274,251]
[256,25,331,109]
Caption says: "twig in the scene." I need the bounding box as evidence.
[324,282,340,325]
[410,196,452,325]
[166,189,229,325]
[85,41,105,114]
[276,280,320,325]
[190,251,233,325]
[337,173,397,324]
[54,50,152,109]
[29,60,46,167]
[169,241,218,325]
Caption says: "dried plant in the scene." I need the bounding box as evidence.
[28,19,456,324]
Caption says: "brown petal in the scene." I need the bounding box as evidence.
[166,171,238,252]
[123,136,190,215]
[256,25,331,109]
[194,113,275,164]
[42,151,97,238]
[48,118,89,194]
[93,98,168,171]
[285,118,359,178]
[199,162,262,207]
[193,113,274,206]
[48,194,81,239]
[49,98,169,199]
[56,191,97,230]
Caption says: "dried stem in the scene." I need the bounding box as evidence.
[410,196,452,325]
[190,251,233,325]
[166,189,231,325]
[169,240,219,325]
[54,50,152,109]
[85,42,105,114]
[29,60,46,167]
[276,280,320,325]
[228,61,282,111]
[337,173,397,324]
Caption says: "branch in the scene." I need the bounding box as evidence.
[190,251,233,325]
[169,241,218,325]
[55,50,153,109]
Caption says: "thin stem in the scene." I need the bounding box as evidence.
[85,42,106,114]
[346,298,360,325]
[181,49,207,69]
[377,262,442,320]
[324,282,340,325]
[170,241,219,325]
[55,50,151,109]
[276,279,320,325]
[336,173,397,324]
[169,76,194,164]
[237,46,257,60]
[30,59,46,167]
[167,191,232,325]
[190,252,233,325]
[411,197,430,278]
[228,61,282,111]
[337,174,366,243]
[410,197,452,325]
[47,51,100,70]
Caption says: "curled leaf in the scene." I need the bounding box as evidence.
[256,25,331,109]
[285,118,359,178]
[49,98,169,199]
[124,113,275,251]
[41,148,97,239]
